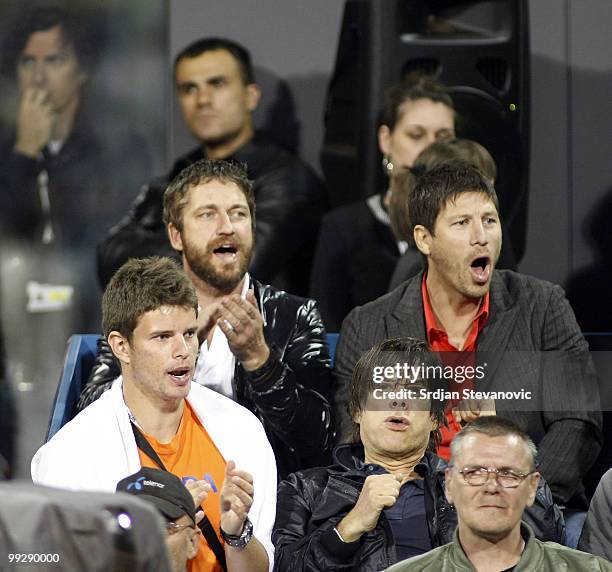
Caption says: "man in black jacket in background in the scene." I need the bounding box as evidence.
[98,37,326,296]
[81,160,333,479]
[0,3,151,249]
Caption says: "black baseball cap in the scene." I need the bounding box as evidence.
[116,467,196,525]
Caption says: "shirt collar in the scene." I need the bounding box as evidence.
[353,455,429,477]
[240,272,251,298]
[421,273,489,346]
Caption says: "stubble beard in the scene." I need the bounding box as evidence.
[431,252,491,301]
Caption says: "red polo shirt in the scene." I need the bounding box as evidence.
[421,275,490,460]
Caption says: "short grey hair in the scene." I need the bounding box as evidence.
[450,417,538,471]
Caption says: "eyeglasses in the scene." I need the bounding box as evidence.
[455,466,536,488]
[166,521,194,535]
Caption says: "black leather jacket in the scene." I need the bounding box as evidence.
[78,278,334,479]
[273,446,456,572]
[97,136,327,295]
[272,444,565,572]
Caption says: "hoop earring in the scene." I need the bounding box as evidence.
[382,156,394,176]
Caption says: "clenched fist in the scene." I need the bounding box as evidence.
[336,473,403,542]
[452,398,496,425]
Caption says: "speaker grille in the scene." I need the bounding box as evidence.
[401,57,441,79]
[476,57,509,92]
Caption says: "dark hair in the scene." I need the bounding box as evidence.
[450,416,538,471]
[347,337,446,447]
[388,139,498,242]
[173,37,255,85]
[416,139,497,183]
[163,159,255,233]
[1,2,97,79]
[388,169,417,242]
[381,76,455,132]
[407,160,499,240]
[102,257,198,340]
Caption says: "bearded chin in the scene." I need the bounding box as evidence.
[185,246,251,293]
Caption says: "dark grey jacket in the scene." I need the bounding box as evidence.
[578,468,612,560]
[333,270,602,508]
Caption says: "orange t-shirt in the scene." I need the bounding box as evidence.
[421,275,490,460]
[138,402,227,572]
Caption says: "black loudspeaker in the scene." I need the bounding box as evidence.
[321,0,530,261]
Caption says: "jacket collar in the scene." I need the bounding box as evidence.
[385,270,427,340]
[332,442,447,477]
[448,522,540,570]
[174,133,274,180]
[475,270,519,352]
[386,270,520,352]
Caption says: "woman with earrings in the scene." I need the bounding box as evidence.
[310,76,457,332]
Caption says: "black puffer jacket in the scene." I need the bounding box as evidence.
[97,135,327,296]
[78,278,334,478]
[272,445,565,572]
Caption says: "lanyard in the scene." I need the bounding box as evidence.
[130,422,228,571]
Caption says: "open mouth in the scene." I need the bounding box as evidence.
[167,366,191,385]
[469,256,491,284]
[384,416,410,431]
[213,244,238,261]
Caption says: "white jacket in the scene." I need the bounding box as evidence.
[31,378,277,568]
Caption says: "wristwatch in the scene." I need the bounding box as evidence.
[220,517,253,549]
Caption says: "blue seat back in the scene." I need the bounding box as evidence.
[46,334,99,442]
[327,332,339,364]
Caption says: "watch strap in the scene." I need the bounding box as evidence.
[221,517,253,549]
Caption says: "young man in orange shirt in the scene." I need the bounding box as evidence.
[32,257,276,571]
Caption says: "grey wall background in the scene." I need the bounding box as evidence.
[169,0,612,294]
[524,0,612,289]
[169,0,346,176]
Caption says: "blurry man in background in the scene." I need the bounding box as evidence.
[98,36,326,295]
[0,2,151,248]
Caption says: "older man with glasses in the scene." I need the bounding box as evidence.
[386,417,612,571]
[273,340,564,572]
[117,467,199,572]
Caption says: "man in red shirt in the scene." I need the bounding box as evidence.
[333,161,601,515]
